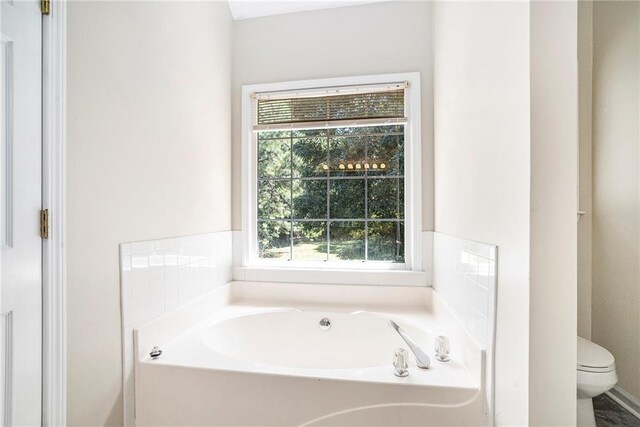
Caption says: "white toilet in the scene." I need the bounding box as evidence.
[577,336,618,427]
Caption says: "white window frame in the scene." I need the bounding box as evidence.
[241,72,422,272]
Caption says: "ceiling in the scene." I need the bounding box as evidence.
[227,0,388,20]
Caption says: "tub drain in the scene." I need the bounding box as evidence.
[319,318,331,331]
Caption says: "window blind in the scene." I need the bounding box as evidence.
[253,84,407,131]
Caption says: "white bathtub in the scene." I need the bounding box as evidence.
[206,309,438,370]
[135,282,487,426]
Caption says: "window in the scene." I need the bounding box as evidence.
[243,74,421,270]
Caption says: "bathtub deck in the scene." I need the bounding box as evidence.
[134,283,487,426]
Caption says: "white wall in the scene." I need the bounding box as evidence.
[433,2,531,424]
[434,1,578,425]
[529,2,578,425]
[66,2,232,425]
[578,0,593,341]
[231,1,434,231]
[64,1,582,425]
[592,0,640,402]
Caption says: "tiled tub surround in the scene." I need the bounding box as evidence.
[120,230,496,426]
[433,232,498,424]
[120,231,233,427]
[135,281,486,426]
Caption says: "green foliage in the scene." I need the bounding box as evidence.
[257,126,405,262]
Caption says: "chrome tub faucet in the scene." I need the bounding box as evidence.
[387,320,431,369]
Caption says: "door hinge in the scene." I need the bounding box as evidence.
[40,209,49,239]
[40,0,50,15]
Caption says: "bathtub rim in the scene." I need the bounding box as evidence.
[132,281,490,425]
[135,303,481,389]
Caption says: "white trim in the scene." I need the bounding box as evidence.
[1,35,14,249]
[247,258,407,271]
[606,386,640,420]
[404,73,422,271]
[234,266,427,287]
[241,72,422,275]
[41,2,67,426]
[253,81,408,100]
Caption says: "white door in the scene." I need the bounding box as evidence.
[0,0,43,425]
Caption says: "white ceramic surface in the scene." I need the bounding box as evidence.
[134,283,486,426]
[577,336,615,370]
[120,231,233,427]
[204,310,434,370]
[433,232,497,424]
[576,338,618,427]
[139,305,476,387]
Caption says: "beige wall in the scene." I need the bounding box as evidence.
[433,2,531,424]
[434,1,578,425]
[66,2,232,425]
[231,1,434,231]
[578,0,593,340]
[592,0,640,401]
[64,1,584,425]
[529,2,578,425]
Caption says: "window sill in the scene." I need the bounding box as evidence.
[233,266,428,287]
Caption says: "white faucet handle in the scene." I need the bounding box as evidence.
[435,336,450,362]
[393,348,409,377]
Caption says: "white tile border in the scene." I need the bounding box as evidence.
[121,230,497,426]
[432,232,496,348]
[120,231,233,427]
[432,231,497,426]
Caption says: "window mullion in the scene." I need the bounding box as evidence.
[397,175,401,261]
[289,132,293,261]
[326,129,331,262]
[364,128,369,262]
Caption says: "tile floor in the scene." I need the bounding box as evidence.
[594,394,640,427]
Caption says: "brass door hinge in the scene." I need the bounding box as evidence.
[40,209,49,239]
[40,0,50,15]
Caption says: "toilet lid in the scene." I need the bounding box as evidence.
[577,336,615,371]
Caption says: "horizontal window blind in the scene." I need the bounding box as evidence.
[253,84,407,132]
